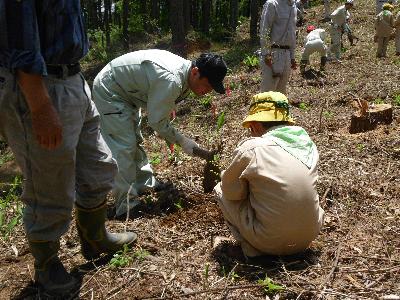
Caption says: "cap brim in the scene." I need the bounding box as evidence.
[211,81,226,94]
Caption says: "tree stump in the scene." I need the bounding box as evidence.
[349,103,393,134]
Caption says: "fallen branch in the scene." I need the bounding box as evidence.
[141,284,261,300]
[319,243,341,289]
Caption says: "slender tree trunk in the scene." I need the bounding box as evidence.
[169,0,187,57]
[230,0,239,32]
[191,0,199,30]
[201,0,211,34]
[250,0,259,43]
[151,0,160,20]
[97,0,102,29]
[122,0,129,50]
[183,0,191,34]
[104,0,111,50]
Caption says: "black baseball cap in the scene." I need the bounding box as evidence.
[194,53,227,94]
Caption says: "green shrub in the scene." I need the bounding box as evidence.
[0,176,23,240]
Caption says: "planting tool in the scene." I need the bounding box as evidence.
[193,146,222,193]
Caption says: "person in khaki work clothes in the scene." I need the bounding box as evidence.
[92,50,227,218]
[0,0,136,296]
[259,0,297,94]
[375,3,395,58]
[214,92,324,257]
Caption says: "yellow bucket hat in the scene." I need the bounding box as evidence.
[383,3,394,10]
[242,91,295,128]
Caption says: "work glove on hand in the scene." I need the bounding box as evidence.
[176,133,199,156]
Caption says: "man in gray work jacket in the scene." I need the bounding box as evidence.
[92,50,227,217]
[259,0,297,94]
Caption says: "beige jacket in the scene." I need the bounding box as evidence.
[376,10,394,37]
[214,127,324,256]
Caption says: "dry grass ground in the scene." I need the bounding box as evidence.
[0,0,399,299]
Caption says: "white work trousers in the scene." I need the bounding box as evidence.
[301,39,328,63]
[260,49,292,94]
[330,24,343,59]
[92,72,156,217]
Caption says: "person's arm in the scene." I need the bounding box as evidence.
[260,1,275,66]
[146,74,198,155]
[17,71,62,149]
[3,1,62,149]
[290,5,297,65]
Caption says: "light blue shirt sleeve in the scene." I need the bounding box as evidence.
[146,72,182,144]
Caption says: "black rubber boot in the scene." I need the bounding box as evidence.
[76,201,137,260]
[320,56,327,71]
[28,240,77,295]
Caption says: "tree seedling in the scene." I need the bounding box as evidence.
[133,249,149,262]
[242,54,259,69]
[373,98,384,104]
[216,111,225,131]
[149,154,161,165]
[323,111,334,119]
[394,94,400,106]
[257,275,284,295]
[356,143,364,152]
[0,151,14,167]
[203,263,210,289]
[199,95,213,109]
[0,176,22,241]
[299,102,309,110]
[109,244,132,269]
[174,198,183,210]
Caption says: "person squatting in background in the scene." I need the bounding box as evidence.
[259,0,297,94]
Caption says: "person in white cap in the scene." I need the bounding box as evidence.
[329,0,355,62]
[259,0,298,94]
[214,91,324,257]
[300,25,328,73]
[375,3,395,57]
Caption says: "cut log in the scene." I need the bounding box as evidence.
[349,103,393,134]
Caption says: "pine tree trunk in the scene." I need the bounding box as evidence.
[170,0,187,58]
[104,0,111,51]
[122,0,129,50]
[230,0,239,32]
[184,0,191,34]
[192,0,199,30]
[201,0,211,34]
[250,0,259,43]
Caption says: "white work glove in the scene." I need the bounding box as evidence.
[176,133,199,156]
